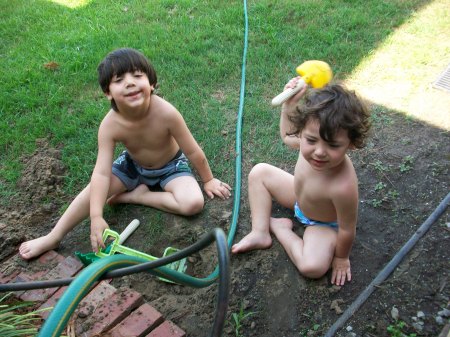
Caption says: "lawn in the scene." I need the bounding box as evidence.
[2,0,447,199]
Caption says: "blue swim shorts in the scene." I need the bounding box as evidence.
[112,150,193,191]
[294,202,338,230]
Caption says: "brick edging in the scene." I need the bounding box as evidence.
[0,250,186,337]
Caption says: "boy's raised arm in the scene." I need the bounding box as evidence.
[279,78,307,149]
[280,105,300,149]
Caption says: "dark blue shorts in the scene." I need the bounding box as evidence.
[112,150,193,191]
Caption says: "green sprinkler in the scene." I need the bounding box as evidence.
[75,219,187,283]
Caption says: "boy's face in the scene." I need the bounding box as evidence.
[106,70,154,111]
[300,119,353,171]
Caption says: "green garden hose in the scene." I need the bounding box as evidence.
[38,228,230,337]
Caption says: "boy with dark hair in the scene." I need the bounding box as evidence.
[232,79,370,286]
[20,48,231,259]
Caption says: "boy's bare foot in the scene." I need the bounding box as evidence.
[269,217,294,234]
[231,231,272,254]
[19,235,60,260]
[107,184,149,205]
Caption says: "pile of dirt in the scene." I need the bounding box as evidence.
[0,139,66,262]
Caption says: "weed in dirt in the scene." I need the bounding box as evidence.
[399,155,414,173]
[387,320,417,337]
[375,182,387,191]
[372,160,390,173]
[231,302,256,337]
[299,323,321,337]
[371,107,394,127]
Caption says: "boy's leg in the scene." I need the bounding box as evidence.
[19,175,127,260]
[231,163,296,254]
[271,223,337,279]
[160,176,204,215]
[108,175,204,216]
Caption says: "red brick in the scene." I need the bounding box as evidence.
[20,256,83,302]
[37,250,65,264]
[12,271,48,297]
[145,320,186,337]
[106,303,164,337]
[77,281,116,318]
[39,279,110,320]
[38,285,68,319]
[45,256,84,278]
[82,288,144,336]
[75,281,117,336]
[0,270,20,284]
[14,270,48,283]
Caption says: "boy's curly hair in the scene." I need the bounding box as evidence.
[97,48,158,112]
[288,84,371,148]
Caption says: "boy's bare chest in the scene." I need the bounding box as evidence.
[294,158,337,207]
[118,122,176,168]
[295,172,332,201]
[112,131,171,168]
[294,172,338,221]
[118,117,169,148]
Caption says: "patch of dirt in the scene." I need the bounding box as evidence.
[0,139,66,263]
[1,108,449,337]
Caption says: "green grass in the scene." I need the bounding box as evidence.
[0,293,52,337]
[0,0,445,201]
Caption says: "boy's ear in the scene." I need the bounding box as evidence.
[348,143,356,150]
[105,92,113,100]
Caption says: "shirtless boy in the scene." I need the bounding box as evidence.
[232,79,370,286]
[20,48,231,259]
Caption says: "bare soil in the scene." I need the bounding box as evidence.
[0,106,449,337]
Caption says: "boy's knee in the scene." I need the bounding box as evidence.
[296,261,328,279]
[179,197,204,216]
[248,163,271,182]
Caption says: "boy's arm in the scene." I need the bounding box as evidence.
[279,78,307,150]
[168,110,231,199]
[89,121,116,252]
[332,186,358,286]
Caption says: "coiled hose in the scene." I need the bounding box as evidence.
[36,228,230,337]
[0,228,229,337]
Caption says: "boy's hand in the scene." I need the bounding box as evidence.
[331,256,351,286]
[203,178,231,200]
[90,217,109,253]
[283,77,307,106]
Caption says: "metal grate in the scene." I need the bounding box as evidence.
[433,64,450,92]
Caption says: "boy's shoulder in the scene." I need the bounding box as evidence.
[150,95,180,117]
[329,158,358,197]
